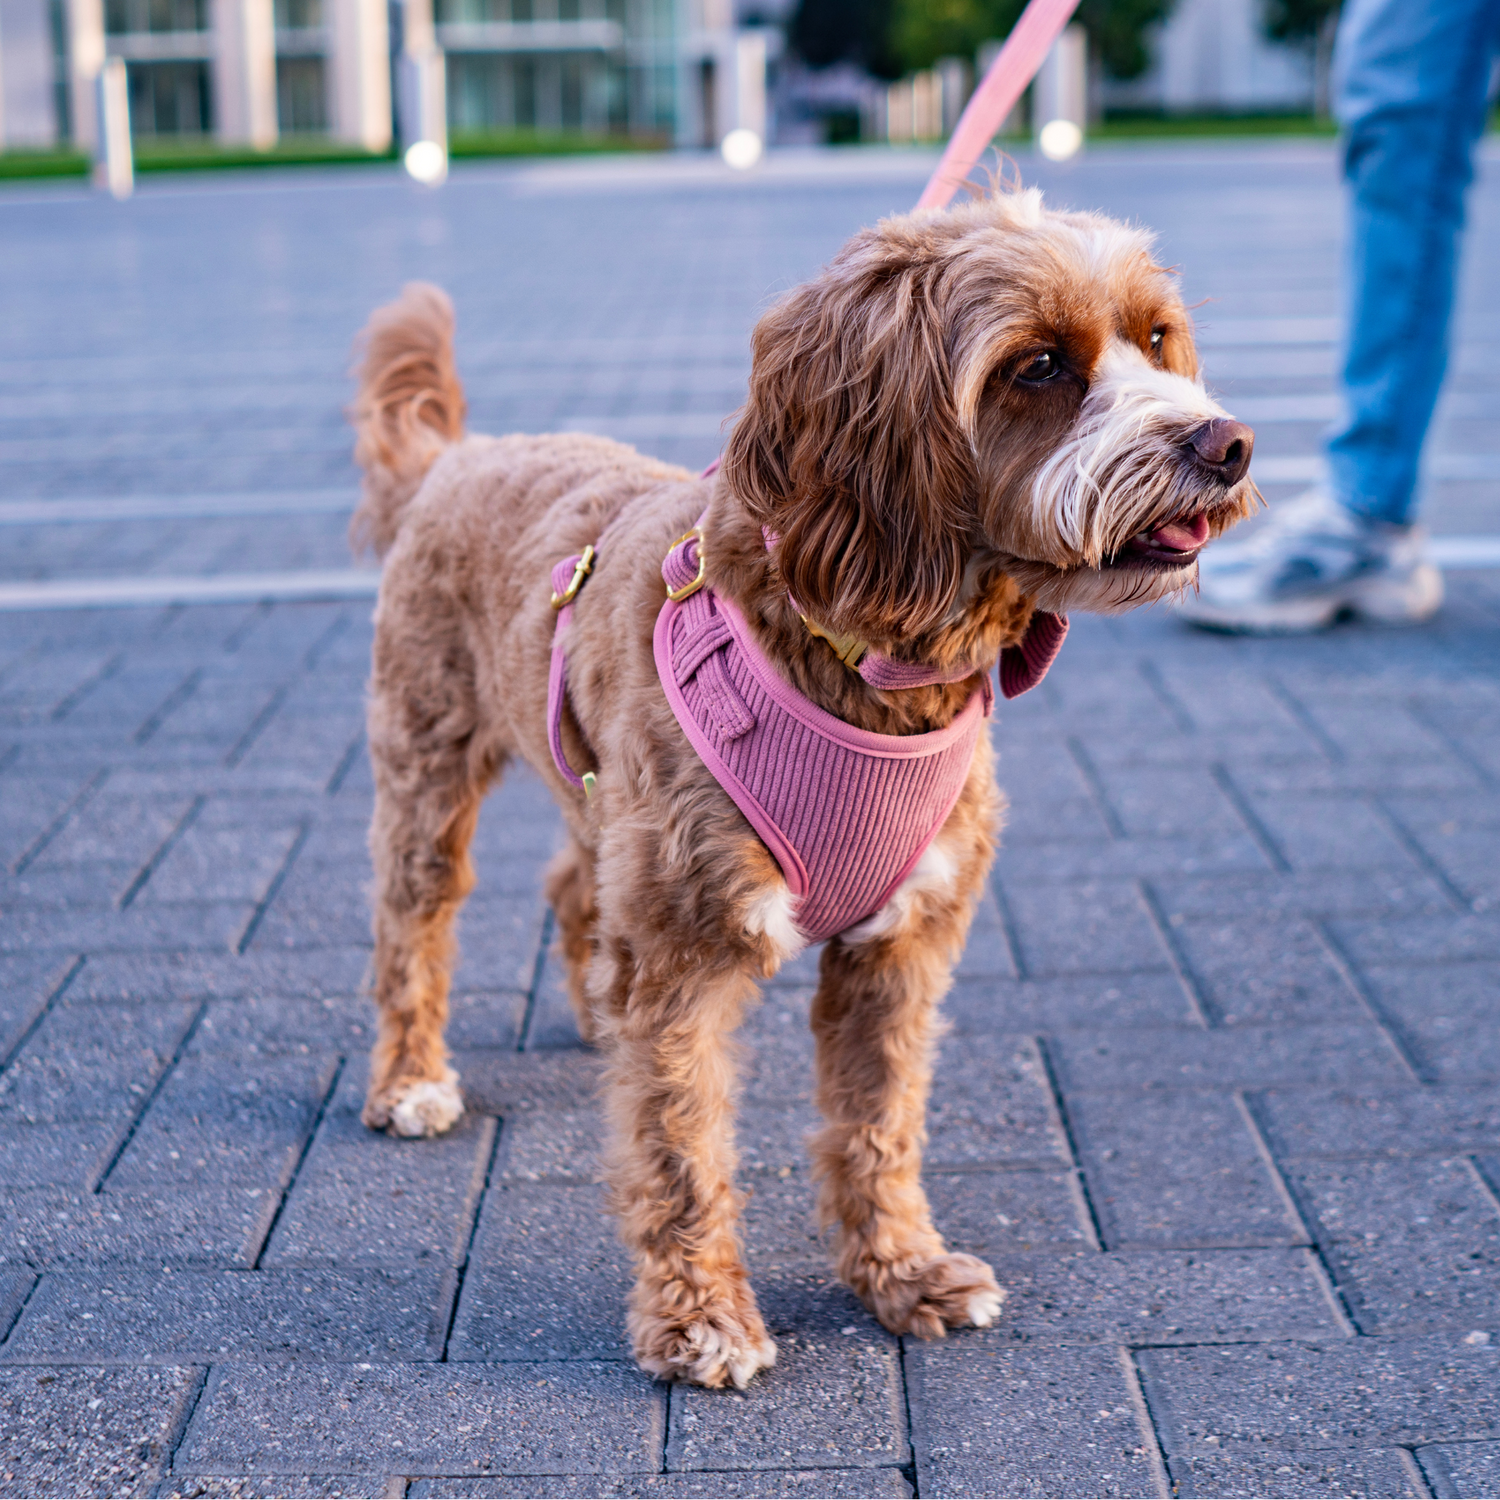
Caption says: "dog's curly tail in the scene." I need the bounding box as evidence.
[348,281,467,558]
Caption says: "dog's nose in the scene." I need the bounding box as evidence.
[1187,418,1254,486]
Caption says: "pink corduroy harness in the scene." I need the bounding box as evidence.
[547,515,1068,944]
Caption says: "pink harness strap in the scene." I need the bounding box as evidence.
[653,529,989,942]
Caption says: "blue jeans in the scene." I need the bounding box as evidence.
[1325,0,1500,526]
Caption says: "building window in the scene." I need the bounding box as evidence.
[127,60,211,133]
[277,56,327,130]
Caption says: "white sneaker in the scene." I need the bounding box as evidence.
[1176,489,1444,634]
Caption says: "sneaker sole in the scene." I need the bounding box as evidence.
[1177,563,1445,636]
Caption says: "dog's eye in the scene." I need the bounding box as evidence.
[1150,327,1165,354]
[1017,351,1061,383]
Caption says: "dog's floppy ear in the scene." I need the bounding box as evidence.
[723,237,972,641]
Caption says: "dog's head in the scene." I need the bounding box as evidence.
[723,188,1257,643]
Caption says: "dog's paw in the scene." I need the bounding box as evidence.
[630,1292,778,1389]
[854,1250,1005,1340]
[362,1071,464,1138]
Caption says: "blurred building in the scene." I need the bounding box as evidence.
[0,0,773,149]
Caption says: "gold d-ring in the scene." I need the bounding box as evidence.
[550,544,596,610]
[666,528,707,602]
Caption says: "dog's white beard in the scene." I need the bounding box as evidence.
[1030,340,1228,570]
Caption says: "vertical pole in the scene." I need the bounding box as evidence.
[93,55,132,197]
[64,0,105,149]
[1033,23,1086,158]
[213,0,279,148]
[328,0,391,151]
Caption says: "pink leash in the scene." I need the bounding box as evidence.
[546,2,1081,790]
[915,0,1084,211]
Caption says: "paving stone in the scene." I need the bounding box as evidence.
[994,831,1271,886]
[175,1361,665,1476]
[495,1107,604,1184]
[1168,916,1367,1027]
[1047,1022,1411,1094]
[455,1049,603,1117]
[1242,794,1424,874]
[926,1169,1097,1253]
[1287,1157,1500,1335]
[0,1119,125,1190]
[260,1067,495,1268]
[667,1281,906,1472]
[907,1342,1162,1498]
[1148,868,1455,922]
[0,1184,280,1268]
[104,1052,339,1189]
[0,1363,200,1497]
[62,946,370,1004]
[951,889,1022,980]
[159,1476,385,1498]
[0,950,78,1061]
[520,949,588,1051]
[407,1469,913,1497]
[0,1000,196,1126]
[0,899,260,955]
[989,1248,1343,1345]
[138,812,304,905]
[1418,1441,1500,1499]
[1168,1447,1426,1497]
[736,1101,821,1177]
[447,991,527,1052]
[29,791,195,873]
[1250,1085,1500,1160]
[449,1183,630,1362]
[925,1033,1069,1169]
[1065,1090,1304,1248]
[995,879,1173,978]
[0,1268,34,1339]
[944,972,1199,1034]
[1359,964,1500,1083]
[739,1172,839,1269]
[3,1267,451,1364]
[185,995,375,1059]
[1328,916,1500,967]
[1137,1334,1500,1455]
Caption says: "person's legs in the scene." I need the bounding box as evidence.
[1328,0,1500,525]
[1179,0,1499,633]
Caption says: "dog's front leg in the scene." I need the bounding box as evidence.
[595,940,777,1389]
[810,863,1005,1339]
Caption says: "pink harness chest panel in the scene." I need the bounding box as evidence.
[652,530,989,944]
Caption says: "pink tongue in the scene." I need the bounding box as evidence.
[1149,514,1211,552]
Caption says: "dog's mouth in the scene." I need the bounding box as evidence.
[1103,511,1211,570]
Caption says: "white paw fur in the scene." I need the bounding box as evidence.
[966,1289,1005,1328]
[388,1075,465,1138]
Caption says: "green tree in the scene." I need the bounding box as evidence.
[877,0,1174,79]
[788,0,902,79]
[1263,0,1340,115]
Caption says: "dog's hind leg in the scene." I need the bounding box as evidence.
[362,596,499,1138]
[543,837,599,1046]
[592,933,777,1389]
[810,784,1006,1338]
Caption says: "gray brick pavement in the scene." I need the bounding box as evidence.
[0,144,1498,1495]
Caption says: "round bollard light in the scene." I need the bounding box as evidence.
[1037,120,1083,162]
[720,128,763,171]
[405,140,448,186]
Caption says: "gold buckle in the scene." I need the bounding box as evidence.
[666,528,707,602]
[550,544,596,610]
[801,614,868,669]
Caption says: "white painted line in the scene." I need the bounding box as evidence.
[0,490,356,526]
[1252,455,1497,484]
[7,537,1499,614]
[1430,536,1500,568]
[0,569,381,611]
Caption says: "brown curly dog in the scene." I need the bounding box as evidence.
[346,187,1257,1390]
